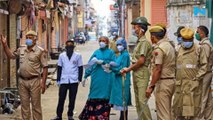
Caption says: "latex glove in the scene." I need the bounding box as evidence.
[102,64,112,73]
[81,78,87,87]
[96,60,104,65]
[56,81,60,87]
[109,61,118,67]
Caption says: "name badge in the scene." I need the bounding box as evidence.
[186,64,196,68]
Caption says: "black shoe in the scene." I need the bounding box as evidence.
[68,116,74,120]
[51,116,62,120]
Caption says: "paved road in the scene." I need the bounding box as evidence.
[0,40,157,120]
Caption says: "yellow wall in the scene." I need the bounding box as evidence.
[143,0,151,23]
[141,0,151,40]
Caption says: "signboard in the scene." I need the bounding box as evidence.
[110,4,119,10]
[193,6,207,17]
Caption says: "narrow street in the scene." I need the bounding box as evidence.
[0,40,157,120]
[0,0,213,120]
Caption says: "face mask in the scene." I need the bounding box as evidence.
[66,46,75,52]
[177,37,183,44]
[117,45,124,52]
[132,30,137,36]
[195,33,201,41]
[99,42,107,48]
[182,42,193,49]
[25,39,33,46]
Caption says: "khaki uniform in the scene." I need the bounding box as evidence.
[152,38,175,120]
[109,39,119,56]
[199,38,213,120]
[15,45,48,120]
[173,43,208,119]
[131,36,152,120]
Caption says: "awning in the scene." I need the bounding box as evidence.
[0,8,9,15]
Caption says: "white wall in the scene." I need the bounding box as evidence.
[167,5,211,43]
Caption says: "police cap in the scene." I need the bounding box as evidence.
[180,28,194,39]
[149,26,164,33]
[26,30,37,36]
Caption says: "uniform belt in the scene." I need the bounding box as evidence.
[159,77,174,80]
[19,75,39,80]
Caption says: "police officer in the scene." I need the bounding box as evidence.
[146,26,175,120]
[52,39,83,120]
[174,26,185,51]
[110,32,120,56]
[195,25,213,120]
[121,17,152,120]
[173,28,208,120]
[0,30,48,120]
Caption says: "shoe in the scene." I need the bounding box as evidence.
[51,116,62,120]
[68,116,74,120]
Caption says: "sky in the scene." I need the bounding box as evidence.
[91,0,115,17]
[91,0,115,36]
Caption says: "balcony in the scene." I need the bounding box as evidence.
[167,0,206,6]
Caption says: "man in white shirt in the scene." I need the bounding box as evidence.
[52,39,83,120]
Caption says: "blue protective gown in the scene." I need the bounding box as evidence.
[84,48,116,99]
[109,50,131,107]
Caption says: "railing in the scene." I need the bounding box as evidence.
[167,0,206,6]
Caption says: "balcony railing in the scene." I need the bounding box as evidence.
[167,0,206,6]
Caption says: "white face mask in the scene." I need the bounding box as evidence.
[117,45,124,52]
[99,42,107,48]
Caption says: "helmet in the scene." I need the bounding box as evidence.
[116,38,127,48]
[131,17,150,26]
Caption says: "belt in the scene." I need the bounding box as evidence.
[19,75,39,80]
[159,77,174,80]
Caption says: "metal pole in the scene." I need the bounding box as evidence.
[121,0,125,38]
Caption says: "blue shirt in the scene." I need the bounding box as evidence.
[58,52,83,84]
[110,50,131,106]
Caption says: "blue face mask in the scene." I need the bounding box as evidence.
[177,37,183,44]
[182,42,193,49]
[25,39,33,46]
[117,45,124,52]
[99,42,107,48]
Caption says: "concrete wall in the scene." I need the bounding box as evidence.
[167,4,211,42]
[144,0,151,23]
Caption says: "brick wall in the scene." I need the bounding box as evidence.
[151,0,167,25]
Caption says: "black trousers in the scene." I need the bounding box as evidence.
[56,83,78,118]
[120,110,128,120]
